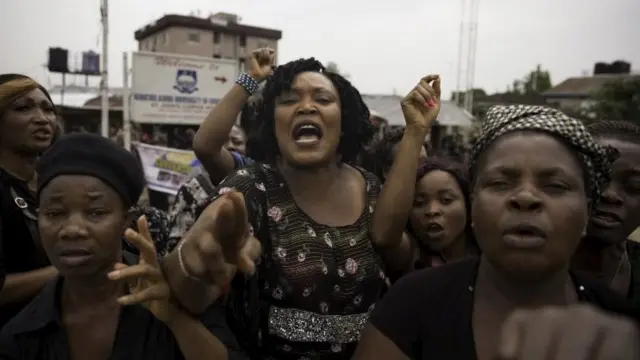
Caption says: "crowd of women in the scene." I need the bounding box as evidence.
[0,48,638,360]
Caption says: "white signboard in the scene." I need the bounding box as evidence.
[134,142,201,195]
[131,52,238,125]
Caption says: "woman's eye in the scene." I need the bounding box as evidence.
[88,209,108,217]
[440,197,453,205]
[43,210,64,217]
[544,183,569,192]
[488,180,508,187]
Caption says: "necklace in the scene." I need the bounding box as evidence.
[609,250,628,287]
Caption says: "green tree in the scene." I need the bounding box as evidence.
[590,77,640,122]
[450,88,487,107]
[325,61,350,79]
[508,65,552,94]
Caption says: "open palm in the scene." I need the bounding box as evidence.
[108,216,175,324]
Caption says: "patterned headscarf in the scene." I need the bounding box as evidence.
[469,105,618,201]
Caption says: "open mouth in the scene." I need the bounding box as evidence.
[292,122,323,144]
[425,222,445,235]
[502,224,547,248]
[590,210,622,229]
[33,129,52,139]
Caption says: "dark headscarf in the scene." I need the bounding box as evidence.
[37,133,144,207]
[469,105,619,201]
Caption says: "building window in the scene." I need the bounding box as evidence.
[188,32,200,43]
[239,35,246,47]
[213,32,221,44]
[213,54,221,58]
[163,32,169,45]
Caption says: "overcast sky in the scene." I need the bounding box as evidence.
[1,0,638,98]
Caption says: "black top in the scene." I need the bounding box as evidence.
[0,168,50,328]
[0,253,248,360]
[370,258,639,360]
[202,163,388,359]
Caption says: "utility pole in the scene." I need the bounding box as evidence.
[100,0,109,137]
[455,0,480,114]
[464,0,479,114]
[454,0,466,108]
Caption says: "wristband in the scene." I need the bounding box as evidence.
[236,73,260,95]
[177,240,202,282]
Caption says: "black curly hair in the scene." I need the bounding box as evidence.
[407,157,478,257]
[361,125,432,181]
[240,92,263,159]
[253,58,374,164]
[588,120,640,144]
[362,126,405,180]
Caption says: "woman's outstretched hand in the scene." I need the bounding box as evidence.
[108,216,176,324]
[179,191,261,293]
[401,74,441,132]
[496,304,640,360]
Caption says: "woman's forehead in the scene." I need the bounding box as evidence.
[480,132,581,173]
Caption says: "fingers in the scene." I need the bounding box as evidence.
[108,262,162,283]
[407,74,440,110]
[417,81,437,107]
[181,191,259,285]
[518,308,562,360]
[137,215,155,251]
[497,305,639,360]
[237,236,261,274]
[252,48,275,66]
[117,284,170,306]
[193,233,228,282]
[124,226,157,265]
[432,77,441,98]
[421,74,439,84]
[212,192,249,258]
[205,262,236,289]
[595,317,640,359]
[496,309,527,359]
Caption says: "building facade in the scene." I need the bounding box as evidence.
[134,12,282,72]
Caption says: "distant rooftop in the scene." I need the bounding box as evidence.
[134,13,282,41]
[362,94,473,127]
[48,86,123,108]
[544,73,640,97]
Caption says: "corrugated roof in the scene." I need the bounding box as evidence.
[362,94,474,127]
[544,74,640,96]
[48,86,123,108]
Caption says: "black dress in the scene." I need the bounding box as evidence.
[0,252,247,360]
[0,168,50,329]
[369,258,639,360]
[199,163,390,359]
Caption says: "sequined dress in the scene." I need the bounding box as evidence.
[202,162,389,359]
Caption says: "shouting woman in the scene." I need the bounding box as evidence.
[162,58,441,358]
[353,105,637,360]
